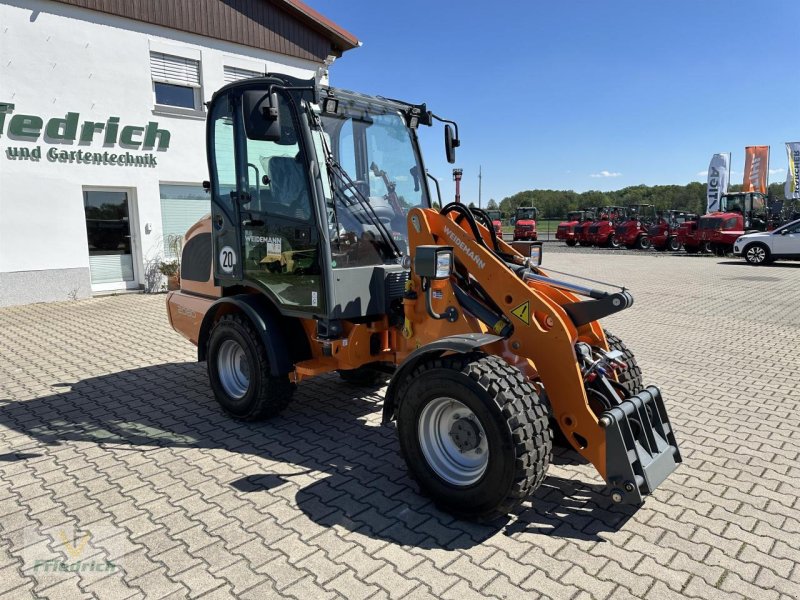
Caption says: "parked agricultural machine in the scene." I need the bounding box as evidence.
[166,73,681,520]
[615,204,657,250]
[586,206,626,248]
[556,210,593,247]
[697,192,768,255]
[513,205,539,240]
[649,211,692,251]
[485,209,504,237]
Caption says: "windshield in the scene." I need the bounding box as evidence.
[486,210,502,221]
[516,208,537,220]
[315,101,429,267]
[567,212,582,221]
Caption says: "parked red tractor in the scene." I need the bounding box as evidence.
[676,214,709,254]
[649,210,691,251]
[513,205,538,240]
[615,204,657,250]
[556,210,592,247]
[586,206,626,248]
[698,192,768,255]
[485,209,504,237]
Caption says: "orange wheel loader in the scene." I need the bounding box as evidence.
[166,74,681,520]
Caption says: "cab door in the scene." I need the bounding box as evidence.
[237,91,323,312]
[208,93,244,282]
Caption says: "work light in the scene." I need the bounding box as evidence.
[414,245,454,280]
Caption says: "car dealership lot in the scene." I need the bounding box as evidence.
[1,252,798,600]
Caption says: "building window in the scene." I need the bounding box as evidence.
[150,52,202,111]
[159,184,210,258]
[224,65,263,83]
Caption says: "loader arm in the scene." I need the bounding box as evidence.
[403,206,681,501]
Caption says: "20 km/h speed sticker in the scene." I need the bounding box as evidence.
[219,246,237,274]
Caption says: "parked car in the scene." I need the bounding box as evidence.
[733,217,800,265]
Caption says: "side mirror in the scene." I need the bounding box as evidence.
[445,124,458,164]
[242,90,281,142]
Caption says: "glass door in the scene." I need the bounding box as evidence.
[83,189,138,291]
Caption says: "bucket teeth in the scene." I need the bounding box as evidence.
[600,385,682,505]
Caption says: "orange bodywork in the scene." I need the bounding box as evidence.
[167,208,613,478]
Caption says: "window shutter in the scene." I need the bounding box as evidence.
[150,52,201,87]
[223,66,262,83]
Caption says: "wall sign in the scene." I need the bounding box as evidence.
[0,102,172,168]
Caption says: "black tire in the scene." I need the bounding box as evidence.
[743,243,771,265]
[701,241,712,254]
[604,330,642,396]
[395,353,551,521]
[667,236,681,251]
[636,235,652,250]
[206,314,294,421]
[607,235,620,249]
[338,364,392,386]
[566,239,577,247]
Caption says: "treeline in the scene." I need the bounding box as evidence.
[490,182,785,219]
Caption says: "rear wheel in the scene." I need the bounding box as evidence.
[744,243,770,265]
[396,353,551,521]
[701,241,712,254]
[607,235,620,249]
[604,330,642,396]
[566,239,577,247]
[636,235,652,250]
[207,314,294,421]
[667,236,681,251]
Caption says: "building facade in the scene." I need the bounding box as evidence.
[0,0,357,306]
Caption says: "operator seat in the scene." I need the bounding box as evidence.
[266,155,310,220]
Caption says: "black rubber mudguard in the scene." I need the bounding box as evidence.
[601,385,682,504]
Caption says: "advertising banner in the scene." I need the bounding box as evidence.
[706,153,730,212]
[742,146,769,193]
[784,142,800,200]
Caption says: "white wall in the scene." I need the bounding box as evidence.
[0,0,322,299]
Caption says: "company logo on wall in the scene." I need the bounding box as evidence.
[0,102,172,168]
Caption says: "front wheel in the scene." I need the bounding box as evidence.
[637,235,652,250]
[607,235,620,249]
[207,314,294,421]
[667,236,681,251]
[604,330,643,396]
[744,243,770,265]
[396,354,551,521]
[566,239,577,247]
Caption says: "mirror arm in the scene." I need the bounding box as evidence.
[431,113,460,146]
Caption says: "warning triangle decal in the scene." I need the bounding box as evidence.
[510,301,530,325]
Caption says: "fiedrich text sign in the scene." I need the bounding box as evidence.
[0,102,171,168]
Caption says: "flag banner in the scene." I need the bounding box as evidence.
[742,146,769,194]
[706,153,730,212]
[785,142,800,200]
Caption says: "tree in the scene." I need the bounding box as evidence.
[487,199,498,209]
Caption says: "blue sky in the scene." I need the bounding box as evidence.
[311,0,799,205]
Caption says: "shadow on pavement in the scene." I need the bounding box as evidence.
[0,363,636,548]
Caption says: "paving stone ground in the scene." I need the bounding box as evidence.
[1,251,799,599]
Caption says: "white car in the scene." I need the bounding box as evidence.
[733,217,800,265]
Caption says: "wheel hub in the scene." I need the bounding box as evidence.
[449,418,482,452]
[417,397,489,486]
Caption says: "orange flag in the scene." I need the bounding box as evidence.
[742,146,769,193]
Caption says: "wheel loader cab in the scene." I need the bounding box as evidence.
[206,75,429,322]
